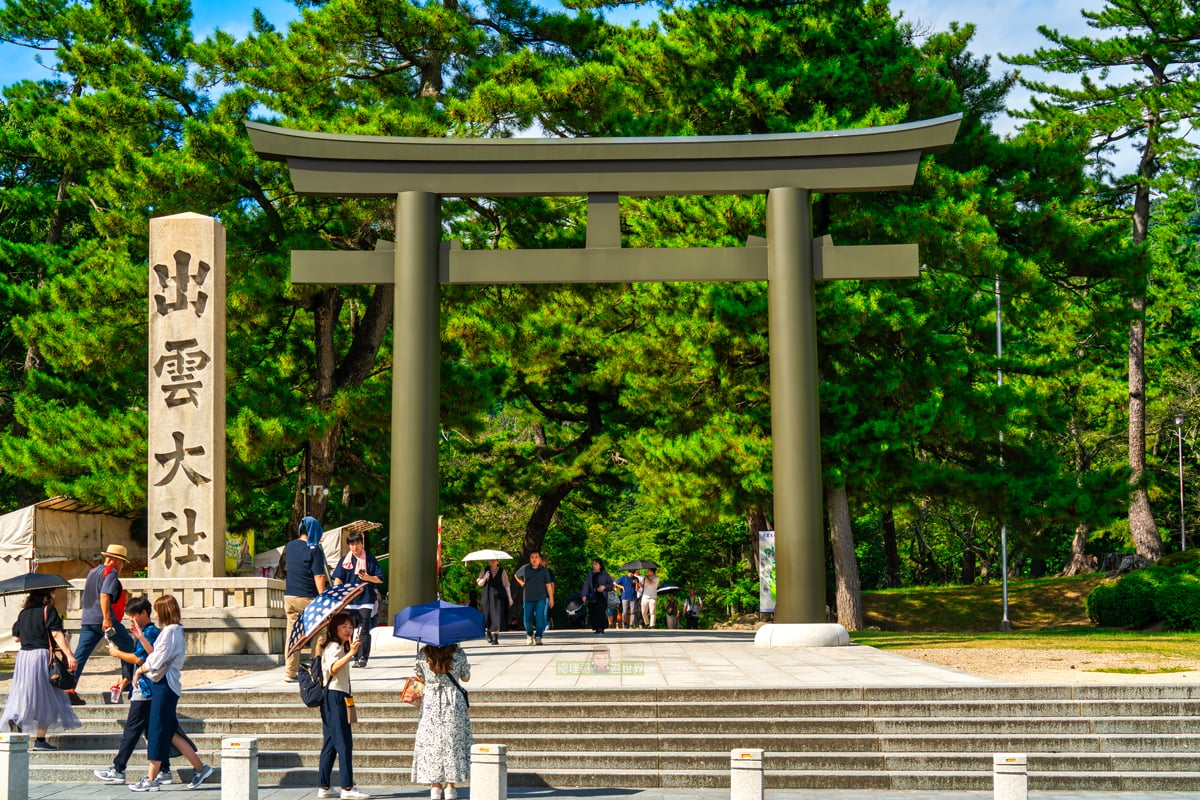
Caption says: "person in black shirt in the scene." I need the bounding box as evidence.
[1,589,81,749]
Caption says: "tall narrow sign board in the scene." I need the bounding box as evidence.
[147,213,227,578]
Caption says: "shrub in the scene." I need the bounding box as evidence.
[1087,570,1159,628]
[1086,581,1119,626]
[1156,549,1200,569]
[1154,575,1200,632]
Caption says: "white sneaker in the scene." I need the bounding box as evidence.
[445,787,458,800]
[341,788,370,800]
[129,776,161,793]
[188,763,215,789]
[317,790,338,799]
[525,636,534,645]
[431,787,443,800]
[158,771,173,785]
[535,637,543,645]
[94,767,125,783]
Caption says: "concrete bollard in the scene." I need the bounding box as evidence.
[471,743,508,800]
[0,733,29,800]
[993,753,1028,800]
[221,737,259,800]
[730,748,764,800]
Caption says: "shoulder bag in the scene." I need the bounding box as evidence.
[400,675,425,707]
[43,608,76,691]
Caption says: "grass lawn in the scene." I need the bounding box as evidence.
[855,572,1200,664]
[861,573,1108,632]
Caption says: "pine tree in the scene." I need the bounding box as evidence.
[1006,0,1200,561]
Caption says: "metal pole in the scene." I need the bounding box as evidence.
[390,191,441,613]
[766,187,825,624]
[996,276,1011,632]
[1178,414,1187,551]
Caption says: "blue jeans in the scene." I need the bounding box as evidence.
[74,621,136,683]
[523,599,548,638]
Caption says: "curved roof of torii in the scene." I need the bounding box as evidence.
[246,114,962,198]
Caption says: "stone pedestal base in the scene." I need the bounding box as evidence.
[753,623,849,647]
[67,577,285,659]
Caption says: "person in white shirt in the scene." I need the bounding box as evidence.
[129,595,213,792]
[319,613,367,800]
[640,568,660,628]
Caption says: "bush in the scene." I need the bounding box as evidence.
[1086,581,1119,626]
[1086,570,1159,628]
[1155,575,1200,632]
[1156,549,1200,569]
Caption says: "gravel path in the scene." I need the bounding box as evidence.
[894,646,1200,684]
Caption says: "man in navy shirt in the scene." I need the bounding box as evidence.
[283,516,329,683]
[331,530,383,668]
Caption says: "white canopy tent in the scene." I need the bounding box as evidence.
[0,497,144,653]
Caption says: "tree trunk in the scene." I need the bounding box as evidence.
[1128,294,1162,561]
[289,280,394,530]
[960,545,976,585]
[881,507,901,588]
[518,482,574,565]
[826,485,862,630]
[1127,122,1162,562]
[1062,522,1097,576]
[747,506,770,583]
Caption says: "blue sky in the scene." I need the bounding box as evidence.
[0,0,1105,135]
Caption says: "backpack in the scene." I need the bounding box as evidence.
[606,588,620,610]
[298,655,325,708]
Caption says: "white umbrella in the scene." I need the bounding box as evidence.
[462,549,513,562]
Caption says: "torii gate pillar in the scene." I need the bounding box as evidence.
[766,187,825,623]
[392,192,441,607]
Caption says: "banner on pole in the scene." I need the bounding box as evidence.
[758,530,776,613]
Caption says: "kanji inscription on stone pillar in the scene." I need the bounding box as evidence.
[147,213,226,578]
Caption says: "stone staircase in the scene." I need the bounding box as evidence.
[18,684,1200,790]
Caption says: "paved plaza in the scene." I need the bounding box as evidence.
[203,628,998,693]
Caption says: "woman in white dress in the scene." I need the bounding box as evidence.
[410,643,472,799]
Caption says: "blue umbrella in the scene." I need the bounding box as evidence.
[392,599,485,647]
[286,582,367,656]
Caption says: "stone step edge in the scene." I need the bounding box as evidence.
[86,714,1200,724]
[31,765,1200,778]
[32,749,1200,763]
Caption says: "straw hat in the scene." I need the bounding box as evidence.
[101,544,129,562]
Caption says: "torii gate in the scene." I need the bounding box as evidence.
[247,114,961,639]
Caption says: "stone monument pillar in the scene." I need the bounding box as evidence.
[147,213,226,578]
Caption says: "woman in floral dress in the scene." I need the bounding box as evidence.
[410,644,472,799]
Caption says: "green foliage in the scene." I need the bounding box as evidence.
[1154,574,1200,632]
[0,0,1196,621]
[1086,555,1200,631]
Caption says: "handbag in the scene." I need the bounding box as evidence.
[43,608,76,691]
[399,675,425,707]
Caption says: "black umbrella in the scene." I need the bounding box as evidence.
[619,560,659,571]
[0,572,71,598]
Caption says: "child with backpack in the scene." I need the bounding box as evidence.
[318,613,366,800]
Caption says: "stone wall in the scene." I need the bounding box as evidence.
[65,577,286,660]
